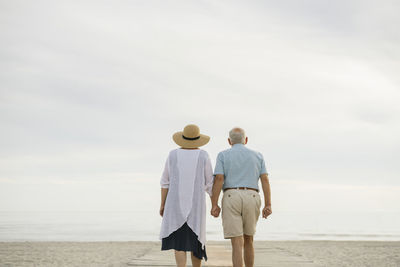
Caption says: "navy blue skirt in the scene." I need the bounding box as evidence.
[161,222,207,261]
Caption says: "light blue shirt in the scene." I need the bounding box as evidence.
[214,143,268,190]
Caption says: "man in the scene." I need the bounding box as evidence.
[211,127,272,267]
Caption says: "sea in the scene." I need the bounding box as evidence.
[1,210,399,242]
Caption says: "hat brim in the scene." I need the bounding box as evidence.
[172,131,210,148]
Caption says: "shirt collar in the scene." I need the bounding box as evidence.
[232,143,245,148]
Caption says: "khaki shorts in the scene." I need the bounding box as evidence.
[221,188,262,238]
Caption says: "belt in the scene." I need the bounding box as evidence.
[223,187,259,192]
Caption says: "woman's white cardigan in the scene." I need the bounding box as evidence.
[159,148,214,249]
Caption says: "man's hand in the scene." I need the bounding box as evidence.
[262,205,272,219]
[210,174,224,217]
[211,205,221,217]
[260,174,272,219]
[159,205,165,217]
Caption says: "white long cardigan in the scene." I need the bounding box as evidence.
[159,148,214,249]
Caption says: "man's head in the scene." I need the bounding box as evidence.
[228,127,248,146]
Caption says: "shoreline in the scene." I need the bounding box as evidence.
[1,240,399,266]
[0,239,400,244]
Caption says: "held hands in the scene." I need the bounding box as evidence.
[163,203,222,218]
[211,205,221,217]
[262,205,272,219]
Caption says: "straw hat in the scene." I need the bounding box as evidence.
[173,124,210,148]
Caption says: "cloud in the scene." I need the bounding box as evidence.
[0,0,399,211]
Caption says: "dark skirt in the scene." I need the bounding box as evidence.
[161,222,207,261]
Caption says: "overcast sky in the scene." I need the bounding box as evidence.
[1,0,399,214]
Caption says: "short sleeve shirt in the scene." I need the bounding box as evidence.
[214,144,267,190]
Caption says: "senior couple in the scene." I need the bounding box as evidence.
[159,124,272,267]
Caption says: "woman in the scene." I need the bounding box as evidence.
[159,124,214,267]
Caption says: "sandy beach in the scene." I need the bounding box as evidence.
[0,241,399,267]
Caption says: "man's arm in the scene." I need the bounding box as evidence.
[210,174,224,217]
[260,173,272,218]
[160,188,169,217]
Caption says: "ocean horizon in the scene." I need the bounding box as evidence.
[1,210,399,242]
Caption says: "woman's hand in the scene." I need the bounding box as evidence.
[159,205,165,217]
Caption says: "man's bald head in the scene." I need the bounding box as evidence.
[229,127,246,145]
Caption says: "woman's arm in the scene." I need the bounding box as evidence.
[160,188,169,216]
[160,155,170,217]
[204,154,214,199]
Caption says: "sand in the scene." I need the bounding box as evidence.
[0,241,399,267]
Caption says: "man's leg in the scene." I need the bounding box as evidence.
[174,250,187,267]
[243,234,254,267]
[222,190,244,267]
[242,190,261,267]
[231,236,244,267]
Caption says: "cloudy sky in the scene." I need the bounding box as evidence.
[1,0,399,215]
